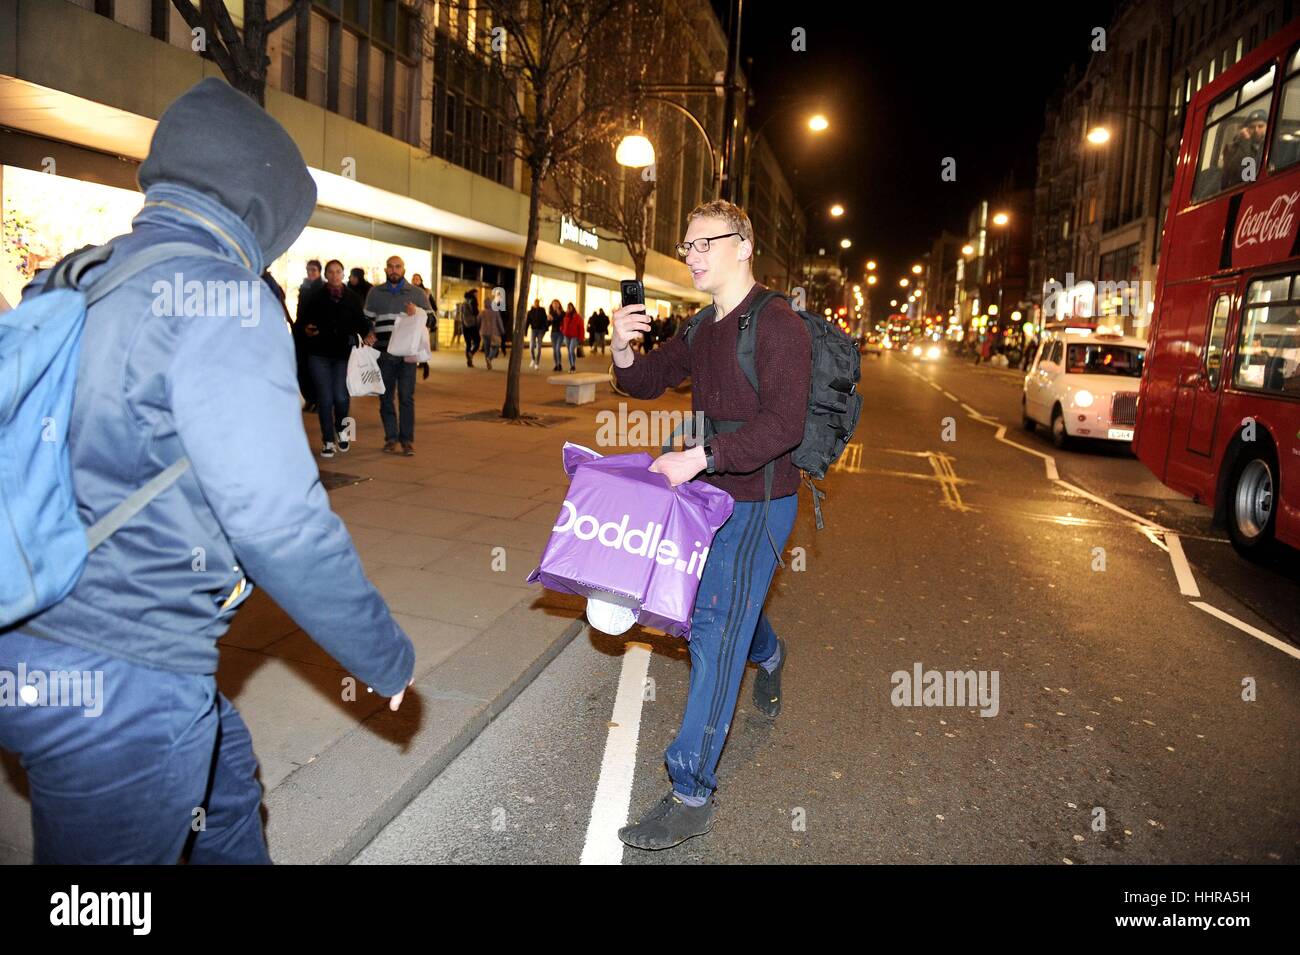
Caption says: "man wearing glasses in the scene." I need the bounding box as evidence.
[609,199,812,850]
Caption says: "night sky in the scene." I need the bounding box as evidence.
[713,1,1117,308]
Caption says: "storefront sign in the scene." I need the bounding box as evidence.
[560,215,598,251]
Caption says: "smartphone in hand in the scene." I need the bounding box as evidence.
[620,279,645,311]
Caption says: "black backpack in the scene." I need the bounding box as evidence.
[669,289,863,566]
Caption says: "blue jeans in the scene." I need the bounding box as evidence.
[307,353,349,444]
[0,632,270,863]
[378,351,416,444]
[551,333,563,368]
[666,494,797,799]
[530,331,544,364]
[566,336,580,369]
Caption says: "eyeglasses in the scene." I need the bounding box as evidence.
[676,233,742,257]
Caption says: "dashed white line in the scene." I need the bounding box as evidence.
[580,641,653,865]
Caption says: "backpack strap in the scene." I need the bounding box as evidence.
[677,289,790,567]
[54,241,225,549]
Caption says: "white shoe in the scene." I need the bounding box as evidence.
[321,441,336,458]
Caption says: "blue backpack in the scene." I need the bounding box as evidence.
[0,241,213,630]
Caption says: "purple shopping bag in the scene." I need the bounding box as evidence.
[526,443,734,638]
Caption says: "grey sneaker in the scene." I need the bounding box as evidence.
[753,638,786,718]
[618,791,717,850]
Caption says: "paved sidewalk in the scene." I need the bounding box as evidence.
[0,340,688,864]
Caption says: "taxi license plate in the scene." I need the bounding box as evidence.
[1107,428,1134,441]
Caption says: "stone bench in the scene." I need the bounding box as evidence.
[548,372,608,405]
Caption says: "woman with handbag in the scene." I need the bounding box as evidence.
[301,259,372,457]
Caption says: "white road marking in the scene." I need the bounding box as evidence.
[580,641,653,865]
[943,391,959,401]
[1164,533,1201,597]
[991,425,1060,481]
[1052,478,1164,530]
[903,360,1298,659]
[1190,602,1300,660]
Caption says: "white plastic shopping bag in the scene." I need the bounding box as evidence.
[385,311,425,357]
[347,343,386,397]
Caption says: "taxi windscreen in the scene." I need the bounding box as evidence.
[1066,343,1145,377]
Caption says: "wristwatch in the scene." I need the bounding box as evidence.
[703,443,716,474]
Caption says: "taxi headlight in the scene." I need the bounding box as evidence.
[1073,389,1095,408]
[926,346,941,359]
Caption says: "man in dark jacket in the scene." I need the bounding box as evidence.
[294,260,324,411]
[348,267,372,301]
[527,298,548,369]
[0,78,415,864]
[610,199,810,851]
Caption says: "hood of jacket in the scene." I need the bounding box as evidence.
[138,77,317,265]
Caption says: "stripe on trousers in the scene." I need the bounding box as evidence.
[694,501,770,789]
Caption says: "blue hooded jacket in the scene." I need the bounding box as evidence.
[16,79,414,696]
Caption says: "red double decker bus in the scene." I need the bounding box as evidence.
[1135,17,1300,558]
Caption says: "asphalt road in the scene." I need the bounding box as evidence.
[355,350,1300,865]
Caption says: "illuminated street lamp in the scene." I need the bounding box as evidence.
[899,278,909,287]
[992,212,1009,226]
[1086,126,1111,145]
[830,204,845,217]
[866,260,877,271]
[867,274,877,285]
[615,132,656,168]
[961,244,974,256]
[808,113,830,132]
[840,238,852,249]
[911,264,922,274]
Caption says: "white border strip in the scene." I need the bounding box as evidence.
[1190,602,1300,660]
[580,642,653,865]
[1165,533,1202,597]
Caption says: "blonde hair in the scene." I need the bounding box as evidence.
[685,199,754,246]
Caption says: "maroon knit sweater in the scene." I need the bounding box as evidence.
[614,282,811,502]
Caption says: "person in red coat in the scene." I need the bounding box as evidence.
[561,301,584,372]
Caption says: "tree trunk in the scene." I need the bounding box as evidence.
[502,165,546,419]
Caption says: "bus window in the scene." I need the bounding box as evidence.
[1269,46,1300,171]
[1233,275,1300,394]
[1204,294,1231,390]
[1191,64,1276,202]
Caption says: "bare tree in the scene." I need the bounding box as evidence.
[437,0,651,419]
[170,0,305,105]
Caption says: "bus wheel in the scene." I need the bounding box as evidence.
[1050,406,1071,449]
[1021,398,1036,433]
[1227,448,1279,559]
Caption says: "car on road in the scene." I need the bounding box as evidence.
[1022,325,1147,449]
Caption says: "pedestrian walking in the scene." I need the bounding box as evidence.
[563,301,584,372]
[294,258,324,411]
[347,267,372,301]
[527,298,548,369]
[409,273,432,374]
[0,78,415,865]
[610,199,810,851]
[479,293,505,370]
[300,259,373,457]
[459,289,482,368]
[363,255,431,456]
[548,299,565,372]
